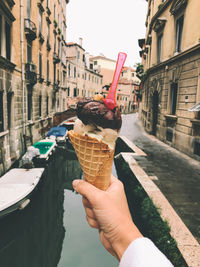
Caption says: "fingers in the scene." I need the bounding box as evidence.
[82,196,92,208]
[72,179,103,206]
[85,206,96,220]
[86,215,99,229]
[107,175,124,193]
[82,197,98,227]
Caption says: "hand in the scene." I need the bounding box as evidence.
[72,175,142,260]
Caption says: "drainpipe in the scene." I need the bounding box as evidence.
[20,0,26,143]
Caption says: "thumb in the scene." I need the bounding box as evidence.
[72,179,102,204]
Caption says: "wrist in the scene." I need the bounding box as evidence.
[112,222,143,260]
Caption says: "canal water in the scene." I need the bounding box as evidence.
[0,146,117,267]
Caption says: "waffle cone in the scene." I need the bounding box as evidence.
[68,130,114,190]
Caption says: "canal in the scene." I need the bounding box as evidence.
[0,145,117,267]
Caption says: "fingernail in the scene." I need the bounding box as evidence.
[72,179,80,188]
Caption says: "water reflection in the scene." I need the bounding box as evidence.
[0,146,77,267]
[59,147,82,191]
[0,145,116,267]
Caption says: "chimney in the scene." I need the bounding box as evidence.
[79,37,83,47]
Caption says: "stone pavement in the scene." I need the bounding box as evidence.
[120,113,200,244]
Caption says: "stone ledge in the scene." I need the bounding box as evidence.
[118,136,147,156]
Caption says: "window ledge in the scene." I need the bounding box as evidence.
[0,56,16,71]
[165,114,178,121]
[27,120,35,126]
[0,130,9,138]
[190,119,200,125]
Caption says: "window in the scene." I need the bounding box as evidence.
[176,15,184,53]
[77,51,80,59]
[47,59,49,81]
[83,54,85,62]
[73,88,77,97]
[157,34,163,63]
[47,22,50,44]
[27,90,32,121]
[67,87,70,97]
[54,33,56,52]
[74,67,76,78]
[53,64,56,83]
[0,14,13,61]
[46,96,49,115]
[39,10,42,35]
[63,71,66,86]
[132,73,135,77]
[0,91,4,131]
[27,0,31,18]
[57,69,59,82]
[68,64,71,76]
[7,93,12,129]
[170,83,178,115]
[94,61,97,65]
[39,95,42,117]
[39,53,42,77]
[0,15,2,56]
[58,40,60,57]
[27,42,32,63]
[5,22,11,60]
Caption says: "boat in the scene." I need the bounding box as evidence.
[33,139,57,159]
[32,139,57,166]
[0,168,44,218]
[60,116,76,131]
[46,126,68,144]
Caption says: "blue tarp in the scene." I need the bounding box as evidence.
[46,126,67,137]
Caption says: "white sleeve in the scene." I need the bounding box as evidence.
[119,237,174,267]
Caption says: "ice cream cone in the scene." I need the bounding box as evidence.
[68,130,114,190]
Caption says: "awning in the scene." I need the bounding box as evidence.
[188,102,200,112]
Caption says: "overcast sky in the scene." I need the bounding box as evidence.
[66,0,148,67]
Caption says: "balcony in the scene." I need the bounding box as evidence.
[24,19,37,41]
[46,6,51,16]
[53,81,60,92]
[53,52,60,64]
[37,2,45,13]
[38,74,44,83]
[25,63,37,85]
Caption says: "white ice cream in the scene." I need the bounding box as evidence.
[74,118,119,150]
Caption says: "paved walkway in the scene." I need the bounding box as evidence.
[120,113,200,243]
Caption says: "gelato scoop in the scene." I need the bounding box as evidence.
[76,98,122,130]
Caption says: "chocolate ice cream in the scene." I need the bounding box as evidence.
[76,98,122,131]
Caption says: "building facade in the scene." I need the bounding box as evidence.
[66,39,103,108]
[117,78,140,113]
[0,0,69,175]
[90,54,116,88]
[90,55,140,113]
[139,0,200,159]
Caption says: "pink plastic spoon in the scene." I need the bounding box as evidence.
[104,52,127,110]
